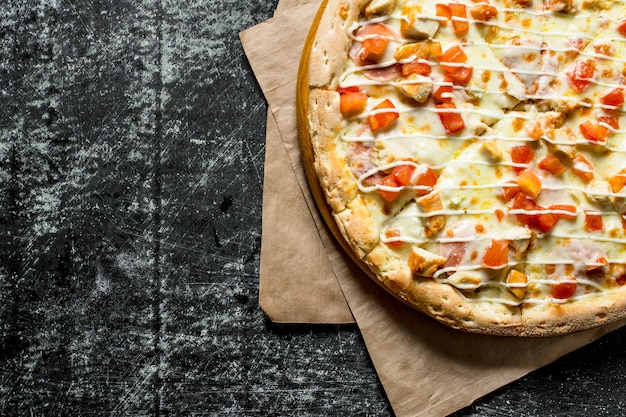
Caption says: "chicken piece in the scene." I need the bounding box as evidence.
[481,141,503,162]
[417,191,446,236]
[506,270,527,299]
[400,5,440,40]
[364,0,395,17]
[394,41,442,62]
[408,246,446,277]
[507,0,532,7]
[509,238,530,261]
[586,178,612,206]
[540,96,579,114]
[525,111,567,140]
[581,0,612,9]
[546,0,578,13]
[612,194,626,215]
[447,270,484,289]
[545,134,577,159]
[398,74,433,103]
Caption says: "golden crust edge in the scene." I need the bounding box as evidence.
[308,0,370,88]
[308,89,359,214]
[517,291,626,336]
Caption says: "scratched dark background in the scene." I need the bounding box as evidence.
[1,0,626,416]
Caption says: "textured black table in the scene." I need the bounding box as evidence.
[2,1,626,416]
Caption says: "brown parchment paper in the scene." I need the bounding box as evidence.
[241,2,626,416]
[259,108,354,323]
[254,0,354,324]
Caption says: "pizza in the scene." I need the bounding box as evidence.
[300,0,626,336]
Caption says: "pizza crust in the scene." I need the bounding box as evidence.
[308,89,359,213]
[519,292,626,336]
[308,0,370,88]
[302,0,626,336]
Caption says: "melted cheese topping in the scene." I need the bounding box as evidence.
[336,0,626,306]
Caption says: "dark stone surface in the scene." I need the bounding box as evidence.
[1,1,626,416]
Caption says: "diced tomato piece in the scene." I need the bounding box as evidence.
[436,103,465,133]
[579,121,609,143]
[511,145,534,164]
[413,166,438,195]
[433,79,454,103]
[537,211,558,232]
[495,209,505,222]
[517,169,542,198]
[567,59,596,92]
[510,145,534,173]
[483,239,509,268]
[510,192,537,210]
[618,19,626,37]
[359,23,395,62]
[585,211,604,232]
[337,86,361,94]
[537,205,577,232]
[377,174,401,201]
[600,88,624,109]
[510,192,540,229]
[500,181,521,202]
[362,38,388,61]
[552,279,577,299]
[402,60,432,76]
[608,169,626,192]
[598,115,619,130]
[571,154,594,182]
[438,44,473,86]
[391,164,416,186]
[440,45,467,69]
[449,66,473,86]
[449,3,469,35]
[392,164,438,195]
[414,166,438,187]
[369,99,399,131]
[339,89,368,115]
[538,154,566,175]
[471,4,498,21]
[384,229,403,246]
[436,3,451,20]
[549,204,578,219]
